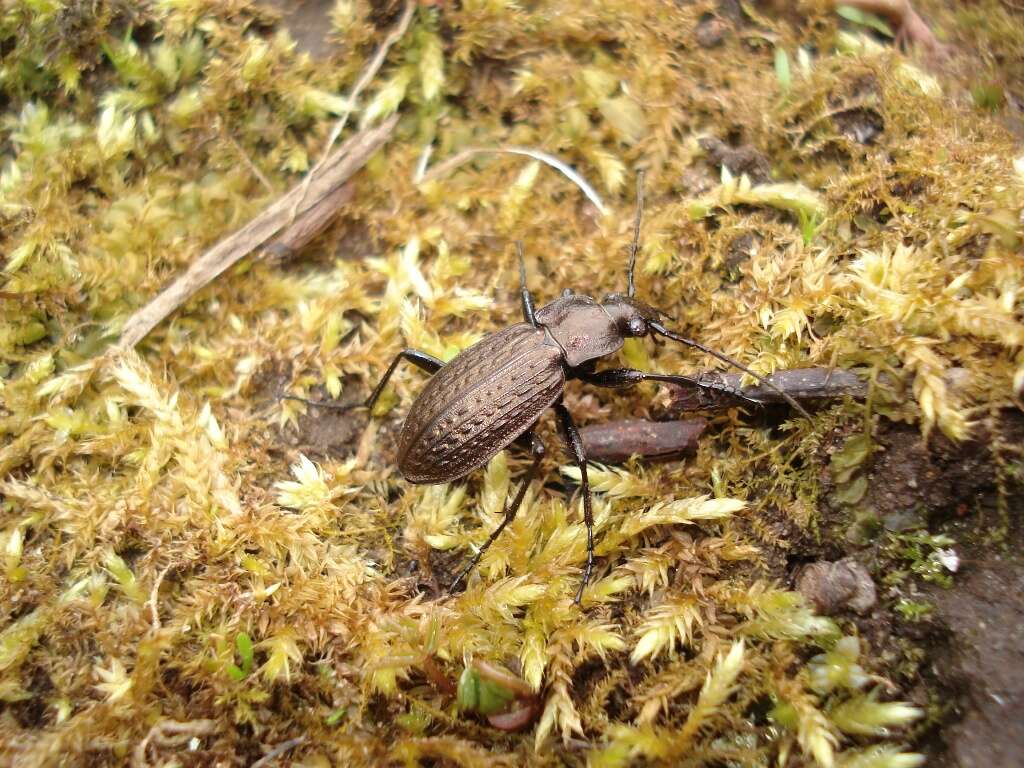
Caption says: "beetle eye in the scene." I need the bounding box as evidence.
[629,318,646,336]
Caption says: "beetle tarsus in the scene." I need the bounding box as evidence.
[287,348,446,414]
[278,394,363,411]
[577,367,764,410]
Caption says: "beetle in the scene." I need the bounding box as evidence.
[293,174,810,603]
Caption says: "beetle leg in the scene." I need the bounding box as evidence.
[554,403,594,605]
[284,349,444,412]
[364,349,445,411]
[449,431,546,595]
[646,322,813,420]
[577,367,764,407]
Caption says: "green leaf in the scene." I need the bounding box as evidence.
[477,677,516,715]
[836,5,894,37]
[236,632,254,675]
[833,473,868,505]
[457,667,479,711]
[830,433,872,484]
[456,666,515,714]
[226,663,247,681]
[774,47,791,95]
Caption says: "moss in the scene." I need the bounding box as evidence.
[1,1,1022,765]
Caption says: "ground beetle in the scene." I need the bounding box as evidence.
[295,174,810,603]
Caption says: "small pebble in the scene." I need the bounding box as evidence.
[935,548,960,573]
[797,558,877,615]
[695,17,728,48]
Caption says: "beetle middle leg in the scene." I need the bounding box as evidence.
[282,349,444,411]
[363,349,444,409]
[449,431,547,595]
[554,403,594,605]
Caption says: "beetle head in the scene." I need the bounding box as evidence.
[600,293,663,338]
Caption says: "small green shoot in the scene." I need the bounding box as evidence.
[971,83,1005,112]
[895,599,933,621]
[888,532,957,588]
[798,208,822,245]
[457,666,515,715]
[325,708,347,726]
[226,632,255,681]
[774,47,791,97]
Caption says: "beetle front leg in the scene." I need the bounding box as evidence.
[577,367,763,406]
[555,403,594,605]
[449,431,546,595]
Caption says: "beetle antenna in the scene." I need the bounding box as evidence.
[627,170,645,298]
[648,321,813,420]
[517,240,539,326]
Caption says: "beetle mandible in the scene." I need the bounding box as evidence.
[305,174,810,604]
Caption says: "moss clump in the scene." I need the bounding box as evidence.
[2,1,1021,766]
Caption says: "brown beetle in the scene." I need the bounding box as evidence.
[297,174,809,603]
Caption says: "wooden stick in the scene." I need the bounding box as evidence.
[113,115,397,353]
[665,367,865,414]
[264,182,355,260]
[580,418,707,463]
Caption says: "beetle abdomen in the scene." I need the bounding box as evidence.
[398,323,564,483]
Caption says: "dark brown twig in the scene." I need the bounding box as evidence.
[264,182,356,260]
[251,735,307,768]
[580,418,707,463]
[665,367,866,414]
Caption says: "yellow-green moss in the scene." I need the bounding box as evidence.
[1,1,1022,766]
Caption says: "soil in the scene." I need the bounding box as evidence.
[261,0,339,59]
[927,544,1024,767]
[809,412,1024,767]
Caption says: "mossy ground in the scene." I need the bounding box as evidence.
[1,1,1022,766]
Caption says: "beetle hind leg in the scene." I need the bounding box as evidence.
[449,432,546,595]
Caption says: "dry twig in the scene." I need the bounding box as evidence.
[113,115,397,352]
[251,735,308,768]
[132,719,218,768]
